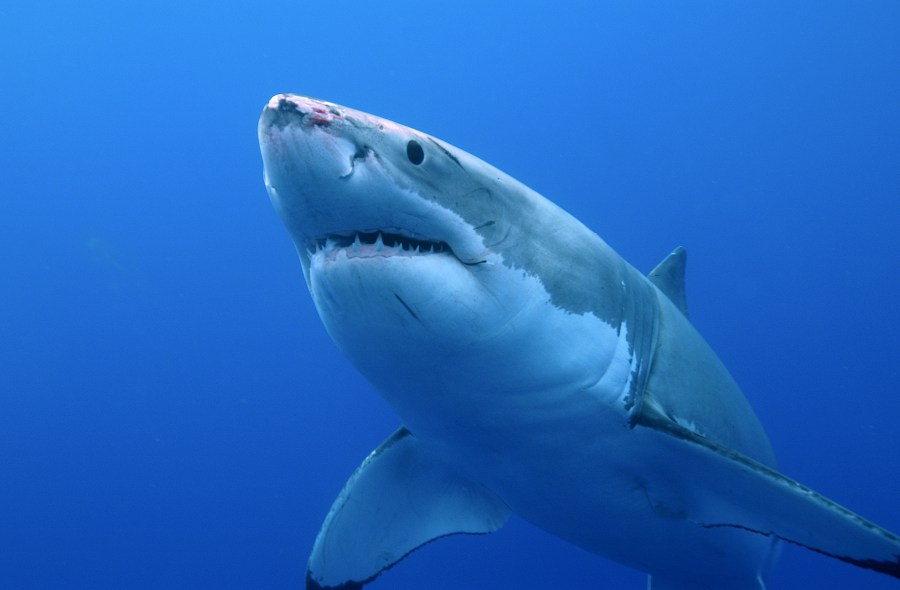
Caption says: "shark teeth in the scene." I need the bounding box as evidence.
[308,231,488,266]
[310,231,451,256]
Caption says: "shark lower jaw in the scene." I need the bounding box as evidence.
[305,228,496,372]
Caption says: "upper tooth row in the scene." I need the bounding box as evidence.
[309,233,439,256]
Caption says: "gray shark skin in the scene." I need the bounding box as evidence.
[257,94,900,589]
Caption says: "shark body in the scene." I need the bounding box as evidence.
[257,94,900,589]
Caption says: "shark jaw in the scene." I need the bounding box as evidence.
[258,95,492,292]
[304,226,490,350]
[305,230,485,267]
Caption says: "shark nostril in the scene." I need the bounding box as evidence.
[352,146,371,161]
[341,147,373,180]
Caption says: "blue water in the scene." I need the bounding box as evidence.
[2,1,899,588]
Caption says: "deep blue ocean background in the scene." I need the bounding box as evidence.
[2,1,899,588]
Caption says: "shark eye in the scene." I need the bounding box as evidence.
[406,140,424,165]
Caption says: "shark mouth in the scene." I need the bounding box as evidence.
[307,231,485,266]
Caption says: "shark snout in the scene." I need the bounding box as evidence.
[260,94,345,131]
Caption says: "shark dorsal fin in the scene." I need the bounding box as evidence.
[648,247,689,318]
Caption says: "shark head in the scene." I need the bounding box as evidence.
[258,94,635,436]
[258,95,492,276]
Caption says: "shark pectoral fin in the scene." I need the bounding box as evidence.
[648,246,689,318]
[306,427,511,590]
[637,401,900,580]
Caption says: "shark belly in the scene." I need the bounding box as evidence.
[310,241,777,584]
[406,288,779,587]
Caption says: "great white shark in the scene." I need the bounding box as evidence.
[257,94,900,589]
